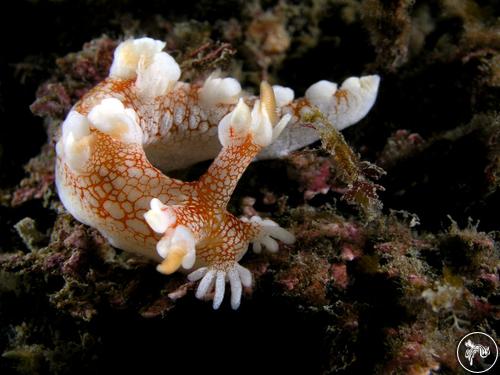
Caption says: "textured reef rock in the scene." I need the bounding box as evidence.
[0,1,499,374]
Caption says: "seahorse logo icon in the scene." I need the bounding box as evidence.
[464,339,491,366]
[457,332,498,373]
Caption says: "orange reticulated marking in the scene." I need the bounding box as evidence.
[62,130,184,244]
[193,212,253,264]
[73,79,136,116]
[59,76,267,265]
[334,89,350,110]
[288,98,310,119]
[75,79,227,143]
[196,135,259,209]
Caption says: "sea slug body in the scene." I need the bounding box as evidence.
[55,37,380,309]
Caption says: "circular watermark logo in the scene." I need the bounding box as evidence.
[456,332,498,373]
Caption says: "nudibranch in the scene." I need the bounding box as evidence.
[55,37,380,309]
